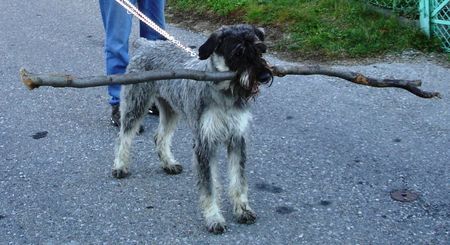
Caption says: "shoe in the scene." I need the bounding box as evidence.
[111,104,120,127]
[111,105,145,133]
[148,104,159,116]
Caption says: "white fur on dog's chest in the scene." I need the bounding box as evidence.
[200,107,251,143]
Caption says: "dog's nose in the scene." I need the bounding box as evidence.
[258,72,272,84]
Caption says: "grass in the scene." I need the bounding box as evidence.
[167,0,441,60]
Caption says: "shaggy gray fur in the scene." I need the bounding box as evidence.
[112,24,272,234]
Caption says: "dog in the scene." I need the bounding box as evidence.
[112,24,273,234]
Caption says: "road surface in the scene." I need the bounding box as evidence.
[0,1,449,244]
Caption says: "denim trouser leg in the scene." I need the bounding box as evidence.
[99,0,166,105]
[139,0,166,41]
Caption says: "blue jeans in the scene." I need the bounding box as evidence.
[99,0,166,105]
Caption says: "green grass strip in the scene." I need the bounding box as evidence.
[168,0,441,59]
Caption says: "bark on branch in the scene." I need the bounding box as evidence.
[19,65,440,99]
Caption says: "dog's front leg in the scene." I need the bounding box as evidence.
[194,139,226,234]
[227,136,257,224]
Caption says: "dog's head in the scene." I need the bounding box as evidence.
[199,24,273,99]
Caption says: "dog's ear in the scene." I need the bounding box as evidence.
[254,27,265,41]
[199,32,221,60]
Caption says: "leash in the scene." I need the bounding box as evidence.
[115,0,198,57]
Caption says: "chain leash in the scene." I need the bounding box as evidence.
[115,0,198,57]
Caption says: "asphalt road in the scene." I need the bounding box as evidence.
[1,1,449,244]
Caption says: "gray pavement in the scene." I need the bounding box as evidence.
[1,1,449,244]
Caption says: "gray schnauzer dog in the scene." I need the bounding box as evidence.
[112,24,273,234]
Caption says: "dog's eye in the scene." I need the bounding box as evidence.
[232,44,245,57]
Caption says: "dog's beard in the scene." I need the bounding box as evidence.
[231,74,263,100]
[232,61,273,100]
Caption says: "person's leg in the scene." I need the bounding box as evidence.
[137,0,166,116]
[138,0,166,40]
[99,0,135,106]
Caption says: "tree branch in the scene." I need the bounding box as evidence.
[270,65,440,99]
[19,65,441,99]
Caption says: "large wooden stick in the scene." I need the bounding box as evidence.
[19,65,440,99]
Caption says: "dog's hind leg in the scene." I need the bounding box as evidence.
[112,84,152,178]
[194,138,226,234]
[154,98,182,175]
[227,136,256,224]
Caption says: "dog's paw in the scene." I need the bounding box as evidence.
[236,208,257,224]
[207,221,227,234]
[162,164,183,175]
[112,168,130,179]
